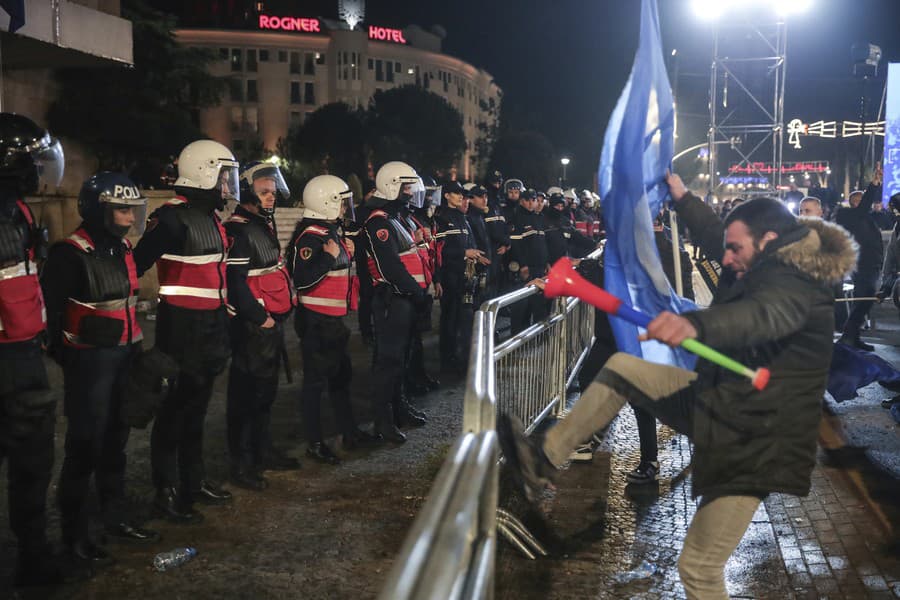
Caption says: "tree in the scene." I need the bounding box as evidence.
[489,130,557,190]
[47,0,226,182]
[367,85,466,176]
[283,102,368,180]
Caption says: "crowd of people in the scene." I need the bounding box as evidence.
[0,111,608,587]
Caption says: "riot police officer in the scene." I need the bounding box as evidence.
[508,188,550,333]
[290,175,378,463]
[483,179,510,300]
[500,178,524,226]
[464,183,493,302]
[42,172,159,565]
[224,161,299,491]
[363,162,431,443]
[0,114,72,586]
[134,140,238,522]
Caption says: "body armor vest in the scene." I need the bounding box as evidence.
[294,223,357,317]
[366,209,427,289]
[156,198,228,310]
[62,228,143,348]
[226,214,294,317]
[0,200,45,343]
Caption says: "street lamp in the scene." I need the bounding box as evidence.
[560,157,570,186]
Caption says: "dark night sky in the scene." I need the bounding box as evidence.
[157,0,900,188]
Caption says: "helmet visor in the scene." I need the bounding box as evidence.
[33,137,64,190]
[217,164,240,203]
[403,177,426,208]
[341,189,355,222]
[105,202,149,236]
[244,163,291,205]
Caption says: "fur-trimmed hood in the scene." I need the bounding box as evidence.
[771,217,858,286]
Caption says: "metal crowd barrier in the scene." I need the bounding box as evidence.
[379,251,601,599]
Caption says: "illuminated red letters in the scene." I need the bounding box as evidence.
[258,15,321,33]
[368,26,407,44]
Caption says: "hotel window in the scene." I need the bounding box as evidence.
[230,107,242,131]
[245,107,258,132]
[246,49,257,72]
[395,62,401,72]
[290,52,301,74]
[290,111,302,127]
[230,48,242,72]
[247,80,258,102]
[386,64,394,83]
[229,79,243,102]
[290,81,302,104]
[368,58,374,70]
[259,49,269,62]
[316,52,325,65]
[350,52,360,80]
[304,52,315,75]
[278,50,287,62]
[304,82,315,105]
[375,60,384,82]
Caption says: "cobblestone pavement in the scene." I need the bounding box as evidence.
[495,409,900,599]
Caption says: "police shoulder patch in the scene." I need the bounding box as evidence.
[376,228,390,242]
[300,247,313,260]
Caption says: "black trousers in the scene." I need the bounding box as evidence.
[58,345,133,543]
[371,287,414,420]
[510,283,550,335]
[150,370,215,492]
[439,273,475,364]
[357,271,375,340]
[297,309,356,442]
[843,271,879,337]
[0,342,53,556]
[226,319,283,468]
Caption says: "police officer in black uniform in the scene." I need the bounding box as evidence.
[435,182,489,371]
[363,162,431,443]
[42,172,159,566]
[352,179,378,346]
[134,140,238,522]
[508,188,550,333]
[465,183,493,303]
[0,114,77,586]
[224,161,299,491]
[544,192,597,264]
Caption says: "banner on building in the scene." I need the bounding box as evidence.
[884,63,900,206]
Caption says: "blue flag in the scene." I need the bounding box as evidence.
[598,0,695,368]
[0,0,24,33]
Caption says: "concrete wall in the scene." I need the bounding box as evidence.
[26,193,306,301]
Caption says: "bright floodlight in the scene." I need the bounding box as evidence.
[693,0,812,19]
[561,157,570,166]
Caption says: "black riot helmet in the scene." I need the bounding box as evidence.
[239,161,291,217]
[0,113,64,196]
[78,172,148,238]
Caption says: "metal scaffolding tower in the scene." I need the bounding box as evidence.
[708,18,787,195]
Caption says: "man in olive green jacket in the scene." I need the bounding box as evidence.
[500,173,858,600]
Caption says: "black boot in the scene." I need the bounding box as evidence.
[191,480,233,505]
[395,398,427,427]
[306,441,341,465]
[343,427,380,451]
[838,333,874,352]
[230,464,268,491]
[153,487,203,524]
[376,404,407,444]
[105,521,161,544]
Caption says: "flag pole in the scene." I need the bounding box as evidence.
[669,209,683,296]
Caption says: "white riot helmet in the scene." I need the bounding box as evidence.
[546,186,563,196]
[302,175,352,221]
[563,188,577,206]
[374,161,425,206]
[174,140,240,203]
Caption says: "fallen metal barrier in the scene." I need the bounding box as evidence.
[379,250,600,599]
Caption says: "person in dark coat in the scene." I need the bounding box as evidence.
[834,164,884,350]
[500,172,857,599]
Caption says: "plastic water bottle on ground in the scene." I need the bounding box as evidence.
[613,559,657,584]
[153,547,197,572]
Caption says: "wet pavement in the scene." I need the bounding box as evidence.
[1,302,899,598]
